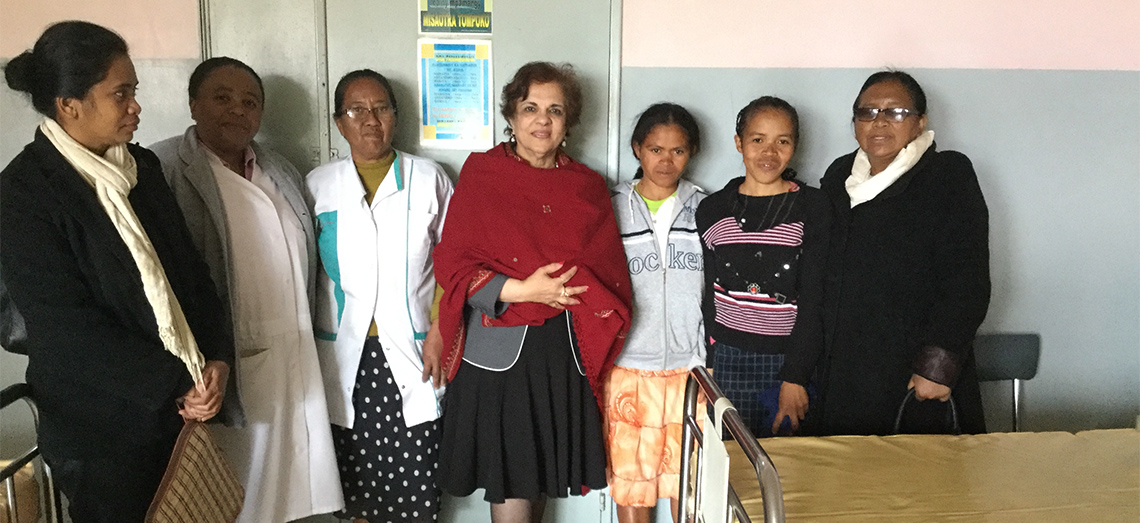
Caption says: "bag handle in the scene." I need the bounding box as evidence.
[893,388,961,435]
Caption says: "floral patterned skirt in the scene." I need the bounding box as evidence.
[603,365,702,507]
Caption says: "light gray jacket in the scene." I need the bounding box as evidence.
[150,126,318,426]
[610,179,707,371]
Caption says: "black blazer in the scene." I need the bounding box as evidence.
[0,130,233,457]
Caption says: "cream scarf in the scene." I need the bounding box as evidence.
[41,119,205,383]
[846,130,935,208]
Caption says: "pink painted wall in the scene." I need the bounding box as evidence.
[0,0,198,59]
[623,0,1140,70]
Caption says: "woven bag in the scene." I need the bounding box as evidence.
[145,421,244,523]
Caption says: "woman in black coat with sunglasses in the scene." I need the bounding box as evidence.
[816,70,990,436]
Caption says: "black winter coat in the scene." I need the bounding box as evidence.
[0,130,233,458]
[817,144,990,435]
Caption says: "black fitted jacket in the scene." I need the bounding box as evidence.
[0,130,233,457]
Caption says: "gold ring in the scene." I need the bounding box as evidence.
[560,287,568,298]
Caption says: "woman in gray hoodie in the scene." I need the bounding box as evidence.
[605,103,705,523]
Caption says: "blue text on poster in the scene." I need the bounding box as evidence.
[418,39,493,149]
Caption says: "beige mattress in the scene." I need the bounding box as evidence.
[728,429,1140,522]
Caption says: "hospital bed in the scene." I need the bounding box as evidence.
[1,383,61,523]
[727,428,1138,522]
[678,366,784,523]
[679,368,1140,523]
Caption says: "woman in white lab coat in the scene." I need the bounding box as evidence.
[307,69,453,523]
[152,57,344,522]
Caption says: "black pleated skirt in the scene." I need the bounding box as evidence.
[438,312,607,503]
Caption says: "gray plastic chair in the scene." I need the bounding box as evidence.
[972,333,1041,432]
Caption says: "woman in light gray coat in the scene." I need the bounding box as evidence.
[605,103,705,523]
[150,57,343,523]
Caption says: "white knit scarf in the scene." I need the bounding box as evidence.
[846,130,934,208]
[41,119,205,383]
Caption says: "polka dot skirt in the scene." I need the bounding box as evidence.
[332,337,441,522]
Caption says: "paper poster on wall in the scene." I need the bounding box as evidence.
[419,0,492,34]
[418,39,493,150]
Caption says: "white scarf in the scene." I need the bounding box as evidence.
[41,119,205,383]
[846,130,935,208]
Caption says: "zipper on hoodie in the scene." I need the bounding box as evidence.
[660,242,669,369]
[646,187,670,370]
[632,183,670,370]
[633,181,697,370]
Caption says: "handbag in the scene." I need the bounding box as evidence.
[893,389,962,435]
[0,279,28,354]
[145,421,244,523]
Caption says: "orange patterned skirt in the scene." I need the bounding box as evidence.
[604,365,703,507]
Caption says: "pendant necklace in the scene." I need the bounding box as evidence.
[724,189,800,302]
[735,189,795,233]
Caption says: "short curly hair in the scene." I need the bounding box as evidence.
[188,57,264,103]
[500,61,583,134]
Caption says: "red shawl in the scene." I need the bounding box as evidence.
[434,143,631,410]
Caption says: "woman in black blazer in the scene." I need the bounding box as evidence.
[1,22,233,522]
[817,71,990,436]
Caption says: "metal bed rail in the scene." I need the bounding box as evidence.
[1,383,61,523]
[678,367,784,523]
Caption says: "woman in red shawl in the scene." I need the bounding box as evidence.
[434,62,632,523]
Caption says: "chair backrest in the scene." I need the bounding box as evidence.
[973,333,1041,382]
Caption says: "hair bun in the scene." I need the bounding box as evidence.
[4,51,36,93]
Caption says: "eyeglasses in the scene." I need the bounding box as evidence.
[341,105,393,120]
[853,107,917,123]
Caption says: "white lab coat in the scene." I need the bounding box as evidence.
[307,151,453,429]
[210,159,343,522]
[152,129,343,522]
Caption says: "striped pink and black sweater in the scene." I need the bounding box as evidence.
[695,178,830,385]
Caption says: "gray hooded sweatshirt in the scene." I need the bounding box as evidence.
[611,179,707,371]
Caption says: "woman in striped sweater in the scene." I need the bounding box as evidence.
[695,96,830,437]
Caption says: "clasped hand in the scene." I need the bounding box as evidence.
[500,262,588,309]
[179,360,229,422]
[908,373,952,401]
